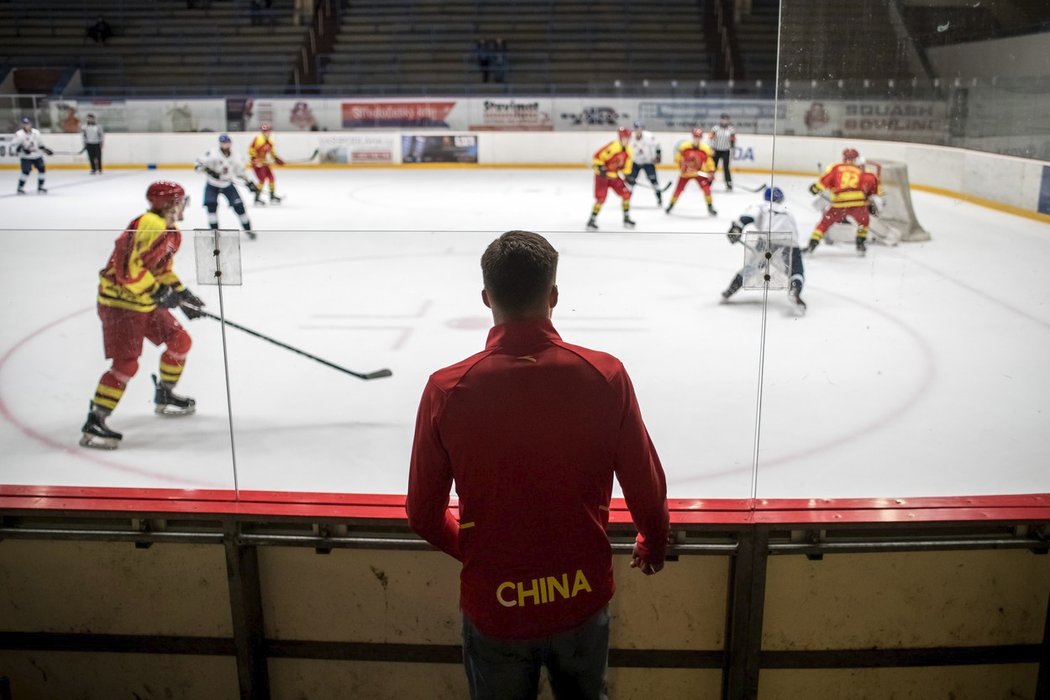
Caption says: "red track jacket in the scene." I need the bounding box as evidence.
[407,318,669,639]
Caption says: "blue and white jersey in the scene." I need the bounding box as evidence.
[195,148,247,188]
[736,200,801,247]
[10,128,48,159]
[628,129,661,165]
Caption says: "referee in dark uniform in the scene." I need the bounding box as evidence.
[710,113,736,191]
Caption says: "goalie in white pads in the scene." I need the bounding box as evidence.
[721,186,807,315]
[196,133,257,240]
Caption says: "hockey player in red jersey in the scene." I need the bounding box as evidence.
[79,181,205,449]
[665,128,717,216]
[248,122,285,205]
[586,126,635,230]
[805,148,882,257]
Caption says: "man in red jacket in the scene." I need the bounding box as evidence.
[407,230,669,699]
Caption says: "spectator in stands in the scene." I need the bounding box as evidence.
[407,230,669,700]
[492,38,508,83]
[474,39,492,83]
[87,16,114,44]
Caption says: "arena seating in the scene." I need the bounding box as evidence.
[0,0,308,95]
[320,0,715,95]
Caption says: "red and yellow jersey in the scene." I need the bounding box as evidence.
[674,140,715,177]
[592,140,632,177]
[248,133,279,165]
[97,211,184,312]
[813,162,876,208]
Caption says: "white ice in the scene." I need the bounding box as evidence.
[1,167,1048,500]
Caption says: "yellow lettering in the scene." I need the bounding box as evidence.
[571,569,592,597]
[518,578,541,607]
[547,573,570,601]
[496,582,517,607]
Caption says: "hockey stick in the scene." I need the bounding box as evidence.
[737,181,768,193]
[47,149,85,156]
[281,148,319,165]
[195,308,393,380]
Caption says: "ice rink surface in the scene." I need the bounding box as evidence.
[1,166,1048,500]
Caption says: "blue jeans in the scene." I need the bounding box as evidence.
[462,607,609,700]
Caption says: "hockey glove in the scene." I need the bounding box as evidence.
[150,285,179,309]
[727,222,743,244]
[176,288,205,320]
[808,182,822,195]
[867,194,884,216]
[240,178,260,194]
[42,147,54,156]
[273,157,285,166]
[595,166,607,177]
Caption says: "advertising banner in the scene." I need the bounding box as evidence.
[553,99,636,131]
[343,101,458,128]
[468,98,554,131]
[1040,165,1050,216]
[0,135,18,161]
[319,133,397,163]
[401,134,477,163]
[637,100,782,133]
[783,100,947,142]
[236,97,339,133]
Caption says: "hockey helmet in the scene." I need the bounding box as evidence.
[617,126,631,140]
[763,186,785,203]
[218,133,232,145]
[842,147,860,161]
[260,122,273,132]
[146,181,186,211]
[20,117,31,126]
[633,120,644,129]
[691,127,704,139]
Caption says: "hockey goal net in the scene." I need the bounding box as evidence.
[825,159,931,245]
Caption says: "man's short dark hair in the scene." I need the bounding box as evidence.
[481,230,558,316]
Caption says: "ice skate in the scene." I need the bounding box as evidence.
[665,202,675,214]
[37,187,47,194]
[79,406,122,450]
[623,214,636,229]
[804,238,820,254]
[720,289,734,304]
[726,183,733,192]
[269,193,282,205]
[253,192,266,206]
[707,204,718,216]
[585,217,598,231]
[855,238,867,257]
[16,188,25,195]
[788,288,807,316]
[152,374,196,416]
[245,229,257,241]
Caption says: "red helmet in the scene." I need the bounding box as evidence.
[842,147,859,161]
[146,181,186,211]
[260,122,273,132]
[617,126,631,140]
[692,127,704,139]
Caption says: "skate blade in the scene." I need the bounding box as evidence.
[154,404,196,416]
[80,433,120,450]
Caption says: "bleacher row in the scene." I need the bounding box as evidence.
[0,0,307,94]
[1,0,1027,96]
[322,0,717,94]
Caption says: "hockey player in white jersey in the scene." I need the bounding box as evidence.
[720,186,807,315]
[625,121,665,205]
[11,117,53,195]
[195,133,256,239]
